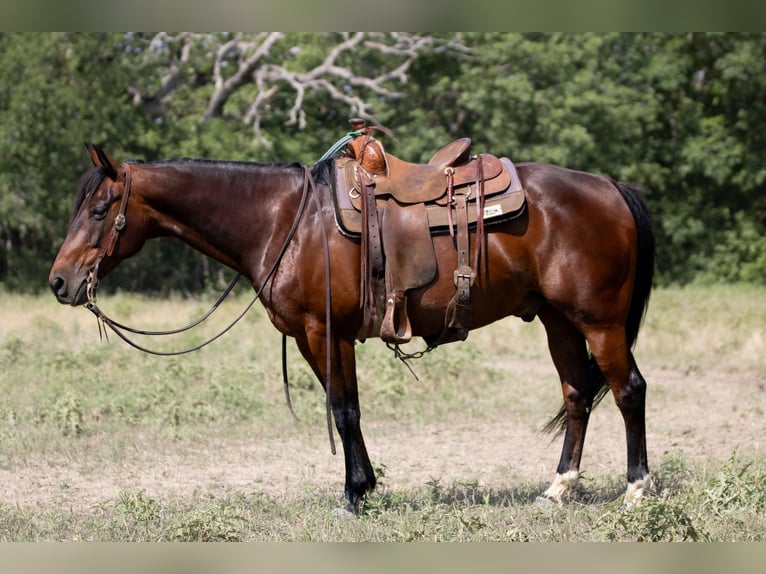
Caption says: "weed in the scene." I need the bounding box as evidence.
[113,489,163,541]
[595,495,702,541]
[653,451,693,495]
[169,503,245,542]
[702,450,766,514]
[53,393,84,437]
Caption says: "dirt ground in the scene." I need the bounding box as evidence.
[2,361,763,512]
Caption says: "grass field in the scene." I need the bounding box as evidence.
[0,283,764,541]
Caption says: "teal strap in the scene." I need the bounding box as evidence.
[317,131,363,162]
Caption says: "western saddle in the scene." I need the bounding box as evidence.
[329,119,525,347]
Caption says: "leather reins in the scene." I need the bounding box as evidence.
[85,164,337,454]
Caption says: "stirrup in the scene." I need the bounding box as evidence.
[380,292,412,344]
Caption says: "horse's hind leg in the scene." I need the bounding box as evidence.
[586,326,652,507]
[295,328,376,512]
[537,305,602,504]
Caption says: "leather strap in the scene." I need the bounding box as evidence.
[446,167,455,237]
[473,155,485,274]
[359,170,384,338]
[104,164,132,259]
[453,191,473,306]
[87,164,134,304]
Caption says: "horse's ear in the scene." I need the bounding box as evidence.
[85,143,99,167]
[85,143,122,181]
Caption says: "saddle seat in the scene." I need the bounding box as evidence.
[356,137,509,206]
[329,133,525,346]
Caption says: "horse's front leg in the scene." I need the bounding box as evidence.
[295,327,376,511]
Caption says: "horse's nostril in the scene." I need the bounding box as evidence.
[50,275,65,295]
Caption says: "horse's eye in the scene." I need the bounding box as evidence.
[90,205,108,220]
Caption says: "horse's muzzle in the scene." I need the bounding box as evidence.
[49,274,88,306]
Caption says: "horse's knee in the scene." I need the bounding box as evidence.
[332,402,361,434]
[563,384,593,417]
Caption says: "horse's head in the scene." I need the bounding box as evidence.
[49,145,147,306]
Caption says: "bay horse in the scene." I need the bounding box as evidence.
[49,144,655,510]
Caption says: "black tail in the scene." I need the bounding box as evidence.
[544,181,655,436]
[616,181,655,349]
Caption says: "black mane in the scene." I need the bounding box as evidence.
[310,158,334,186]
[129,157,302,171]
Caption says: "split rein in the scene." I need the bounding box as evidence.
[86,271,245,356]
[84,164,337,453]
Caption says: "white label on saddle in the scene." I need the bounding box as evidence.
[483,205,503,219]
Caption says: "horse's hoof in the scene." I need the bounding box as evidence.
[331,507,357,520]
[534,495,562,507]
[622,474,655,509]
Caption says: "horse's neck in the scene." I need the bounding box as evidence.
[136,162,302,276]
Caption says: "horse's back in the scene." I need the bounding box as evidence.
[517,162,632,215]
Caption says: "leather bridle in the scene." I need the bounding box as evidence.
[86,163,133,307]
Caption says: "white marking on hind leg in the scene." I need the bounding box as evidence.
[623,474,655,509]
[537,470,580,505]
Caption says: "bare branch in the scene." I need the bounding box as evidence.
[202,32,285,121]
[132,33,470,147]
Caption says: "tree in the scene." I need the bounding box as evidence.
[2,33,765,292]
[0,33,148,290]
[382,32,766,284]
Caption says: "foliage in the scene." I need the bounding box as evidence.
[1,32,766,292]
[595,451,766,542]
[0,33,176,292]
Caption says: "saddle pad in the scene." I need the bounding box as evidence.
[427,157,525,232]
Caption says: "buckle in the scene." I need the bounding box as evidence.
[453,267,475,287]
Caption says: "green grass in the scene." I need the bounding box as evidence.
[636,283,766,376]
[0,284,764,541]
[0,451,763,541]
[0,289,540,445]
